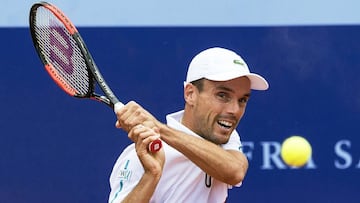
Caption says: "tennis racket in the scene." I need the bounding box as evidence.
[29,1,162,153]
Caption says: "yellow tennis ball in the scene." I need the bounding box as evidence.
[281,136,312,167]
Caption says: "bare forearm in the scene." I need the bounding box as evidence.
[121,125,164,203]
[122,173,160,203]
[158,124,248,185]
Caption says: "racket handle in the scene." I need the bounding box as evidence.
[149,139,162,153]
[114,102,124,113]
[114,102,162,153]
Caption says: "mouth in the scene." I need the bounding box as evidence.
[217,120,234,130]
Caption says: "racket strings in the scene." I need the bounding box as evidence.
[33,7,90,96]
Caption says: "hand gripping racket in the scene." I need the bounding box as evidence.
[29,1,162,153]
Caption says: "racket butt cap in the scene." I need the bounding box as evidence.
[149,139,162,153]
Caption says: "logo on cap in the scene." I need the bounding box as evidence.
[233,59,244,66]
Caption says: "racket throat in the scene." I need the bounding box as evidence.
[90,93,112,107]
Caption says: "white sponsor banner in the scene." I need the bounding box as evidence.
[2,0,360,27]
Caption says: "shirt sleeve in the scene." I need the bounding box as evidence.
[108,144,144,203]
[221,130,242,152]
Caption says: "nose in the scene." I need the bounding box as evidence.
[225,100,244,116]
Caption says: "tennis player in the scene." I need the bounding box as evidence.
[109,47,269,203]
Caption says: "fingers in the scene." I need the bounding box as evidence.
[127,125,165,177]
[114,101,138,131]
[115,120,121,129]
[114,101,157,132]
[114,102,163,152]
[129,125,160,146]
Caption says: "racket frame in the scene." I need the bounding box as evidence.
[29,2,120,108]
[29,1,162,153]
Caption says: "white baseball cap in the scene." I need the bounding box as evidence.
[185,47,269,90]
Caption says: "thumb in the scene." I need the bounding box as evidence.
[115,120,122,129]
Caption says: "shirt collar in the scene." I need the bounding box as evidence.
[166,110,202,139]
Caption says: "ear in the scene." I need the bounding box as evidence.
[184,83,197,106]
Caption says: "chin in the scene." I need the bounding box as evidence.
[213,135,230,145]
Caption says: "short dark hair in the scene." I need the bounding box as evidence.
[190,78,204,92]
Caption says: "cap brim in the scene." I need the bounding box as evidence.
[246,73,269,90]
[205,72,269,90]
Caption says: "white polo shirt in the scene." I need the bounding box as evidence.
[109,110,243,203]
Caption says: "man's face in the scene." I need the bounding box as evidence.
[187,77,251,145]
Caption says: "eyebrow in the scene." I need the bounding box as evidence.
[215,85,251,97]
[216,85,234,93]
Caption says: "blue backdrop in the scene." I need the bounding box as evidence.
[1,26,359,202]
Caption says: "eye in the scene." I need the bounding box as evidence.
[239,97,249,104]
[217,92,230,102]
